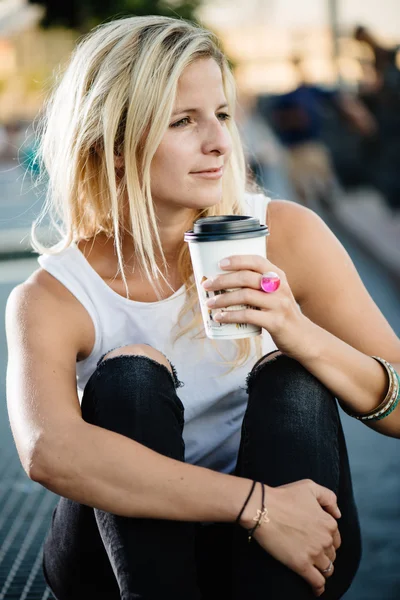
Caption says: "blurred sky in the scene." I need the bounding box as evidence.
[200,0,400,41]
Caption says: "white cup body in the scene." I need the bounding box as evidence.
[188,235,267,340]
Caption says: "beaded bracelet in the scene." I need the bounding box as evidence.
[342,356,400,422]
[374,371,400,421]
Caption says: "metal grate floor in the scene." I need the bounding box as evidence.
[0,446,57,600]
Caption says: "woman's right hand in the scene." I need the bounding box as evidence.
[239,480,342,597]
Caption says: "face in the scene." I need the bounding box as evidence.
[150,58,233,215]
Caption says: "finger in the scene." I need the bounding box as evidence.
[325,545,337,563]
[332,527,342,550]
[300,565,326,596]
[202,270,262,292]
[205,288,274,310]
[314,585,326,597]
[313,483,341,520]
[218,254,282,276]
[213,308,262,326]
[315,556,335,579]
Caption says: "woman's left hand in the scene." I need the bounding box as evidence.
[202,255,312,357]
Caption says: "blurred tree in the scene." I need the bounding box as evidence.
[28,0,201,31]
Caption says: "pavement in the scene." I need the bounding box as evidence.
[1,160,400,599]
[326,186,400,288]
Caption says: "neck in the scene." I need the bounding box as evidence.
[116,204,197,271]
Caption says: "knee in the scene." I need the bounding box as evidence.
[100,344,173,375]
[253,350,283,370]
[247,351,336,412]
[82,343,185,459]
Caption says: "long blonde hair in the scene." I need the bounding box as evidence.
[32,15,265,369]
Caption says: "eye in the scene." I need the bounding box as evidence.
[170,112,231,128]
[170,117,191,128]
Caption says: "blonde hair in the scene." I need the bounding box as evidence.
[32,15,265,370]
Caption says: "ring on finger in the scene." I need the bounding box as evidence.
[260,271,281,293]
[321,560,333,575]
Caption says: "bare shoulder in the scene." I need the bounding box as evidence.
[6,267,94,361]
[267,200,355,304]
[267,198,323,256]
[266,199,328,297]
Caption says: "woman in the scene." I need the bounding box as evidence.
[5,15,400,600]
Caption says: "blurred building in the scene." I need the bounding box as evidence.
[0,0,76,122]
[1,1,399,123]
[197,0,399,96]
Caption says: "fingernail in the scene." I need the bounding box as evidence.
[219,258,230,268]
[205,297,216,307]
[202,279,213,289]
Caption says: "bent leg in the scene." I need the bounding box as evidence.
[43,344,201,600]
[233,352,362,600]
[42,499,121,600]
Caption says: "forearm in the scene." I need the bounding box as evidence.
[33,419,251,521]
[290,317,400,438]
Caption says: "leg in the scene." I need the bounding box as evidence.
[232,352,362,600]
[43,344,202,600]
[42,498,121,600]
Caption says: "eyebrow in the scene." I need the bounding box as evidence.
[172,103,229,117]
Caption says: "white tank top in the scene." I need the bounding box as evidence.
[37,193,277,473]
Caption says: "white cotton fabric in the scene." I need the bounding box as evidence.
[37,193,277,473]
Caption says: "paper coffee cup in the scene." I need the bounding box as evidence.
[184,215,269,340]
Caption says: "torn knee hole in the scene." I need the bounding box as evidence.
[100,344,173,375]
[256,350,283,368]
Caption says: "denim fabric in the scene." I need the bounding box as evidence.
[42,352,361,600]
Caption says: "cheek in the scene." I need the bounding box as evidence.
[151,142,188,180]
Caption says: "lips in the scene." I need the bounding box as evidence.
[192,166,223,174]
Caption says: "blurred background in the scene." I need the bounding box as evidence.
[0,0,400,598]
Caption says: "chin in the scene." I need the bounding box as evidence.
[188,188,223,210]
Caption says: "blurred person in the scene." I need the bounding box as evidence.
[5,15,400,600]
[354,25,400,107]
[268,56,377,208]
[353,26,400,211]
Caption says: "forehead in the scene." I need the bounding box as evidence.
[174,58,226,105]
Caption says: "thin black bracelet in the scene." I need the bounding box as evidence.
[247,482,267,542]
[235,480,257,525]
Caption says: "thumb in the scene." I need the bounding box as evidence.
[313,482,341,519]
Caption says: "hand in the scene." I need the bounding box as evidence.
[240,480,342,597]
[202,255,308,357]
[339,94,378,137]
[349,108,378,137]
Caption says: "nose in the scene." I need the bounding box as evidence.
[201,118,232,157]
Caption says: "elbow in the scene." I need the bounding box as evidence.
[24,443,52,484]
[28,462,47,484]
[24,432,68,485]
[11,431,49,483]
[26,419,85,485]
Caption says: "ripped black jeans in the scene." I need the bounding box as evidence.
[42,351,361,600]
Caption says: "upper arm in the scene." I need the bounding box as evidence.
[268,200,400,361]
[5,276,87,479]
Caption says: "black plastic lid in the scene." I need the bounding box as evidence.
[184,215,269,242]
